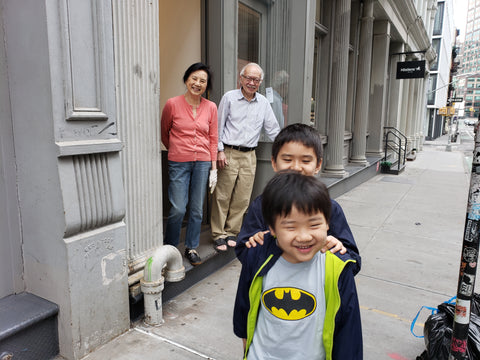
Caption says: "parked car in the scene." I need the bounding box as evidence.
[464,118,478,126]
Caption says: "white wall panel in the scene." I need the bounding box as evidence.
[112,0,163,270]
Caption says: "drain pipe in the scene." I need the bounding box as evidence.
[140,245,185,325]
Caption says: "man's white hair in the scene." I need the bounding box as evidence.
[240,63,264,80]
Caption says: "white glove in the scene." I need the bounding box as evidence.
[209,169,217,194]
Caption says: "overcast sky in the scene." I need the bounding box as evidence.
[453,0,468,40]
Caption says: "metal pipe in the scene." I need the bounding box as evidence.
[140,245,185,326]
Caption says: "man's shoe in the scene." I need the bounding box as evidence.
[226,236,237,248]
[185,248,202,266]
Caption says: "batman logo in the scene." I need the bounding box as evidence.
[262,287,316,321]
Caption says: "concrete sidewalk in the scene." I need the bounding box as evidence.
[82,131,476,360]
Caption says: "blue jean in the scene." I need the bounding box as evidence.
[164,160,211,249]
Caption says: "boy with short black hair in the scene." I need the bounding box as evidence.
[233,171,362,359]
[235,123,361,273]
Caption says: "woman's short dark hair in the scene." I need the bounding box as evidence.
[272,123,323,165]
[262,171,331,229]
[183,62,213,92]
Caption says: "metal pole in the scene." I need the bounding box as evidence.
[449,122,480,359]
[446,116,452,152]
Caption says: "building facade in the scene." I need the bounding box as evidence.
[455,0,480,118]
[0,1,435,359]
[426,0,455,140]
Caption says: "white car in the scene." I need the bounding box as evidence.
[464,118,478,126]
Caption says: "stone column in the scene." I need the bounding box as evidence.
[399,78,411,135]
[412,80,420,150]
[386,43,405,129]
[113,0,163,274]
[413,78,426,150]
[417,77,428,150]
[413,80,422,150]
[323,0,351,177]
[350,0,374,165]
[405,77,417,151]
[366,20,391,157]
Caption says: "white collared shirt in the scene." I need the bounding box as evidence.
[217,89,280,151]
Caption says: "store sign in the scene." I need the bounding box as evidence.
[396,60,426,79]
[449,97,464,103]
[439,107,448,115]
[438,106,455,116]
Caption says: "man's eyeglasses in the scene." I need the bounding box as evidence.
[241,75,262,84]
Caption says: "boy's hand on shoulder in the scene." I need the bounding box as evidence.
[245,230,269,248]
[321,235,347,254]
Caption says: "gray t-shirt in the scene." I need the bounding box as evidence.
[247,252,326,360]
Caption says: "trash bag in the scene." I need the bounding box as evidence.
[419,295,480,359]
[470,293,480,315]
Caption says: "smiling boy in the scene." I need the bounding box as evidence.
[233,171,362,359]
[235,123,361,273]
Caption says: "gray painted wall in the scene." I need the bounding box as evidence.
[0,2,24,299]
[2,1,129,358]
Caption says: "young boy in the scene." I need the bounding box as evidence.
[233,171,362,359]
[235,123,361,274]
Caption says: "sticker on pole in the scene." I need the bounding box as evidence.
[468,174,480,220]
[454,299,471,324]
[459,273,475,297]
[465,220,479,243]
[463,247,478,263]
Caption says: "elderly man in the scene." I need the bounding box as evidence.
[211,63,281,252]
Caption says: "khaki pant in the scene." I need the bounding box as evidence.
[211,147,256,240]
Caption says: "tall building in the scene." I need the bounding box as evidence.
[455,0,480,118]
[426,0,455,139]
[462,0,480,74]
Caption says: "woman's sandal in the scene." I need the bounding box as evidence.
[214,238,227,252]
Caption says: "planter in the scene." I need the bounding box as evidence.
[380,161,392,173]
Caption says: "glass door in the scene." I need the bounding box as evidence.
[238,0,289,131]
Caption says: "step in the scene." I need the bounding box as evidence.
[381,163,406,175]
[0,292,59,360]
[323,156,382,198]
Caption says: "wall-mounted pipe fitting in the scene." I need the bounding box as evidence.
[140,245,185,326]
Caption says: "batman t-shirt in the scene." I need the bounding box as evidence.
[247,252,326,359]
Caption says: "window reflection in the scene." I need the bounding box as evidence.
[270,70,289,128]
[238,0,291,136]
[238,3,259,71]
[315,0,323,23]
[428,74,437,105]
[433,3,444,36]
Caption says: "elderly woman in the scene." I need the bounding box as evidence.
[161,62,218,265]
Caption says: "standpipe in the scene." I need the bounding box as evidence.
[141,245,185,326]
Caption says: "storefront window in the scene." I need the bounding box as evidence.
[433,2,444,36]
[427,74,437,105]
[238,3,260,70]
[312,32,325,129]
[238,0,290,134]
[312,3,329,135]
[431,39,441,71]
[315,0,324,23]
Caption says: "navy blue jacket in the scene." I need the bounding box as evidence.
[235,195,361,275]
[233,232,363,359]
